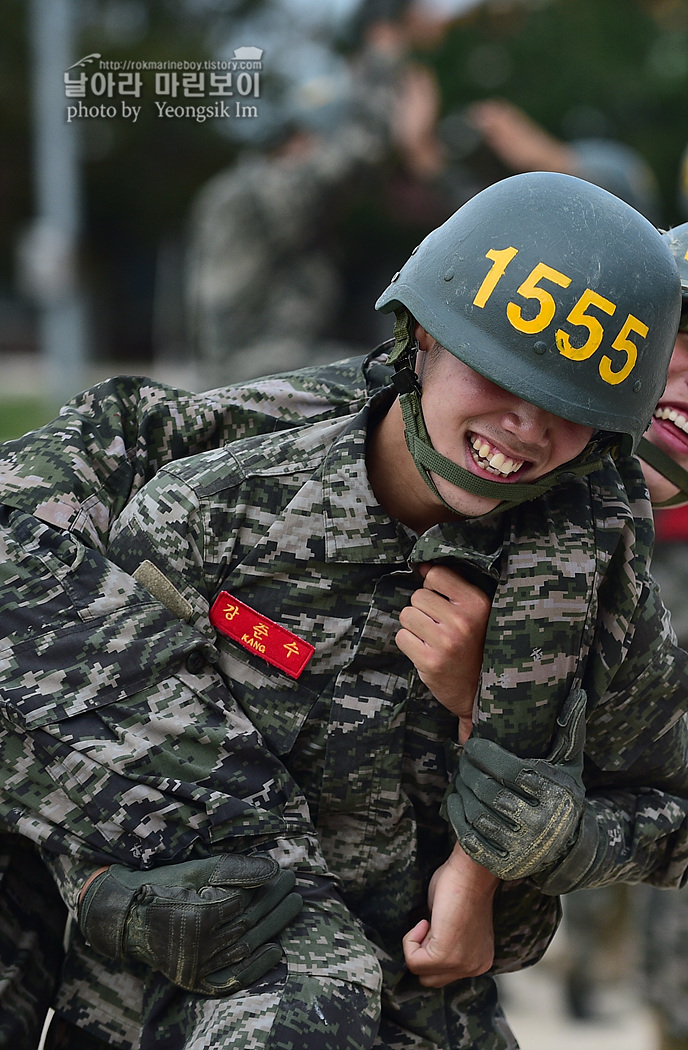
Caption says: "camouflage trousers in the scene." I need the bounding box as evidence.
[140,960,517,1050]
[141,884,385,1050]
[47,906,517,1050]
[0,510,518,1049]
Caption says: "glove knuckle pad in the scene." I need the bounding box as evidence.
[212,853,279,889]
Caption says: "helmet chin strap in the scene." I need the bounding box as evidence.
[388,309,610,516]
[637,436,688,508]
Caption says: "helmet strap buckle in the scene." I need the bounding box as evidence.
[392,367,421,396]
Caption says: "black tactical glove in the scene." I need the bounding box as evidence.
[78,854,302,996]
[447,689,595,880]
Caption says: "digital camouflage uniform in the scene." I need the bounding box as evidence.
[2,350,688,1047]
[0,354,376,1048]
[0,351,551,1049]
[637,521,688,1048]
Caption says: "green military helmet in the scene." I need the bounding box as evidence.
[376,171,681,454]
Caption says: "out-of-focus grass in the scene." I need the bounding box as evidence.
[0,397,53,441]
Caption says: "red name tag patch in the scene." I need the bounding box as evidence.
[209,592,315,680]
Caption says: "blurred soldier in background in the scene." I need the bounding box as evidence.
[185,37,397,388]
[464,97,663,222]
[186,0,471,388]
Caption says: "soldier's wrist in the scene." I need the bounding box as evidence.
[79,866,110,903]
[78,865,137,960]
[530,806,599,894]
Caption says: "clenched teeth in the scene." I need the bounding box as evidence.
[654,406,688,436]
[470,435,524,476]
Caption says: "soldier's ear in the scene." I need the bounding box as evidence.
[414,324,432,351]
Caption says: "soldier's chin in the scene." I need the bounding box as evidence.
[434,476,505,518]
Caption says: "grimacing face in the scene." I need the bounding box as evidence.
[643,331,688,507]
[417,336,595,519]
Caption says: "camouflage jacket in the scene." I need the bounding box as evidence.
[102,385,688,890]
[1,349,688,1045]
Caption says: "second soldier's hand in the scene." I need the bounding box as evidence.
[396,564,491,742]
[403,842,498,986]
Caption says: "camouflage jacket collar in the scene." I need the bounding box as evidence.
[321,392,505,576]
[320,402,415,566]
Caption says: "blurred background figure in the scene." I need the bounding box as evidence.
[185,0,470,387]
[462,96,663,220]
[184,34,395,387]
[635,588,688,1048]
[186,22,676,390]
[331,0,482,348]
[633,225,688,1050]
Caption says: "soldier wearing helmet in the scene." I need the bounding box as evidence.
[622,222,688,1050]
[375,171,678,511]
[637,222,688,509]
[0,172,688,1050]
